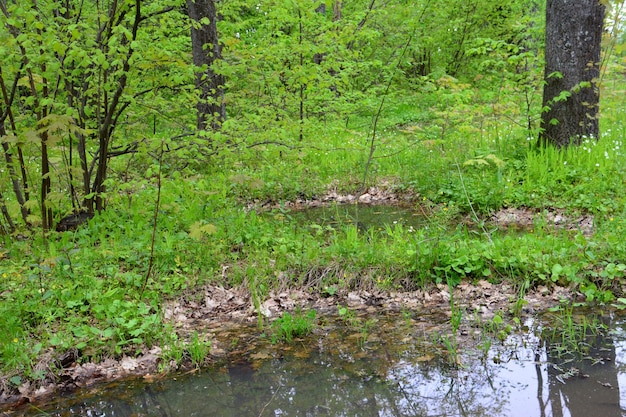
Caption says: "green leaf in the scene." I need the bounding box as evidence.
[189,221,217,240]
[551,264,563,281]
[49,335,64,346]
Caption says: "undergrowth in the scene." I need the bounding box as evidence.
[1,72,626,389]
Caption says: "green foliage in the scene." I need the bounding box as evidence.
[270,309,317,343]
[336,305,375,348]
[518,134,624,212]
[160,329,185,370]
[0,0,625,393]
[187,332,211,367]
[337,305,357,325]
[543,303,605,358]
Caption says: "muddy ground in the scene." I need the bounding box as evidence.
[0,187,593,412]
[0,281,578,413]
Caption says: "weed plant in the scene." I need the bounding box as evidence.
[337,306,376,349]
[440,280,462,366]
[270,309,317,344]
[187,332,211,367]
[541,304,606,359]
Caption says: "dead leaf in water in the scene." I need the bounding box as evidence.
[293,350,311,359]
[250,352,272,360]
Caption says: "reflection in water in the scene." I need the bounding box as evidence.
[285,203,429,233]
[543,314,622,417]
[14,314,626,417]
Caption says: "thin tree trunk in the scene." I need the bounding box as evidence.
[539,0,605,147]
[41,130,53,230]
[346,0,376,50]
[91,0,142,213]
[333,1,342,21]
[0,125,29,224]
[0,23,30,225]
[0,189,15,233]
[187,0,225,131]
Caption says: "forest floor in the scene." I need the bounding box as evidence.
[1,189,593,412]
[2,277,578,413]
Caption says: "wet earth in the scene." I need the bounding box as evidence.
[0,186,598,413]
[1,279,578,414]
[8,299,624,417]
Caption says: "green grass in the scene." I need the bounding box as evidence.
[270,309,317,344]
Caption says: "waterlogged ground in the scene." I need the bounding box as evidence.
[262,188,594,235]
[0,201,600,414]
[285,203,430,232]
[10,309,626,417]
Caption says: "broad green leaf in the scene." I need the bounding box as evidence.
[189,222,217,240]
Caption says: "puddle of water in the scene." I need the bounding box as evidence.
[14,312,626,417]
[281,203,430,232]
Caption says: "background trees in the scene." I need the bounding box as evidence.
[0,0,192,231]
[0,0,623,233]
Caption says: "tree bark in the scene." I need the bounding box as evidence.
[333,1,342,21]
[187,0,225,131]
[539,0,605,147]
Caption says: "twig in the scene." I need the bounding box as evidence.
[258,383,282,417]
[360,33,414,194]
[140,139,164,298]
[454,159,493,244]
[360,0,432,194]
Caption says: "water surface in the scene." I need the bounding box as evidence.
[15,312,626,417]
[283,203,430,233]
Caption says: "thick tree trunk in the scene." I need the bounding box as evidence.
[539,0,605,147]
[187,0,225,131]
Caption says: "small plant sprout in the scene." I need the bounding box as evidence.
[188,332,211,367]
[270,309,316,344]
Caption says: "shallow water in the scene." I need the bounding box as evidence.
[15,312,626,417]
[285,203,429,232]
